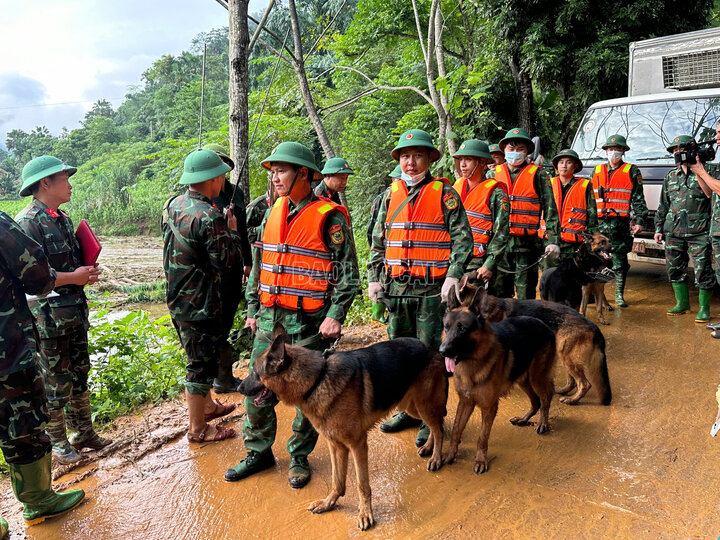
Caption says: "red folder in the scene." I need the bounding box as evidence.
[75,219,102,266]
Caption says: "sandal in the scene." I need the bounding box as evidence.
[187,424,236,443]
[204,399,236,422]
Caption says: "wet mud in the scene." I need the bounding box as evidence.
[5,262,720,538]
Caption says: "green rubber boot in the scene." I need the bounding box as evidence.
[0,517,7,538]
[288,455,311,489]
[667,282,690,316]
[415,423,430,448]
[370,302,387,324]
[695,289,713,323]
[380,411,423,433]
[224,450,275,482]
[615,272,628,308]
[66,392,112,451]
[10,454,85,526]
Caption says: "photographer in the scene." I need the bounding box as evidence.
[654,135,714,322]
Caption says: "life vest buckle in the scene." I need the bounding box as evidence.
[402,222,415,230]
[268,285,281,295]
[401,239,413,248]
[272,264,284,273]
[276,243,289,253]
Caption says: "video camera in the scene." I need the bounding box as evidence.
[674,140,716,165]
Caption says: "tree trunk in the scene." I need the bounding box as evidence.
[508,53,535,133]
[228,0,250,202]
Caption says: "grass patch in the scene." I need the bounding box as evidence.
[120,280,165,304]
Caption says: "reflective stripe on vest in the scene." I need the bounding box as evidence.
[494,164,541,236]
[552,177,590,243]
[592,163,633,218]
[384,179,451,279]
[453,177,504,257]
[259,197,341,312]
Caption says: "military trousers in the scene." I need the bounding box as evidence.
[385,281,444,350]
[0,366,51,465]
[712,236,720,286]
[495,242,542,299]
[172,319,225,396]
[598,218,633,277]
[664,233,715,289]
[242,306,326,457]
[37,328,90,410]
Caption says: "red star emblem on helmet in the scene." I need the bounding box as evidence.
[513,129,519,134]
[406,133,413,140]
[611,137,616,142]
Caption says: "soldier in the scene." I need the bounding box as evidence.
[15,156,109,465]
[162,149,240,443]
[202,144,252,394]
[451,139,509,294]
[0,210,85,529]
[225,142,359,488]
[488,143,505,170]
[653,136,714,322]
[368,129,473,447]
[591,134,648,307]
[316,157,354,204]
[246,179,276,248]
[487,128,560,299]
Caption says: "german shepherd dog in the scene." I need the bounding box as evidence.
[457,276,612,406]
[579,233,614,325]
[240,324,448,531]
[440,291,555,474]
[539,232,612,314]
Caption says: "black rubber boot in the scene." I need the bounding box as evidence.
[224,451,275,482]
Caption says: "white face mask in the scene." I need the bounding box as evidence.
[504,151,526,166]
[400,170,426,186]
[607,150,623,163]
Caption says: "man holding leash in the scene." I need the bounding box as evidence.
[226,142,358,488]
[368,129,472,447]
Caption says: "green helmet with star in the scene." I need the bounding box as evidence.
[391,129,441,162]
[452,139,492,160]
[488,143,503,155]
[389,164,402,179]
[20,156,77,197]
[321,157,354,175]
[602,134,630,151]
[552,148,583,173]
[666,135,695,153]
[499,127,535,153]
[261,141,322,180]
[179,149,232,185]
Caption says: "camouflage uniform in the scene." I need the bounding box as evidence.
[162,190,242,396]
[313,180,341,205]
[246,194,270,247]
[703,164,720,285]
[0,211,55,465]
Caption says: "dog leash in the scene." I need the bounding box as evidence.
[322,334,342,358]
[496,253,548,275]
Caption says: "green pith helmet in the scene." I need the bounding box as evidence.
[261,141,322,180]
[488,143,503,155]
[202,143,234,170]
[322,157,354,175]
[391,129,441,162]
[179,149,232,185]
[498,127,535,153]
[666,135,695,152]
[389,164,402,178]
[20,156,77,197]
[452,139,492,160]
[552,148,583,173]
[602,134,630,151]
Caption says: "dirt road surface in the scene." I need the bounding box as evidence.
[4,262,720,538]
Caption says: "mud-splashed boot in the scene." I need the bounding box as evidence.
[695,289,713,323]
[615,272,628,308]
[380,411,422,433]
[415,423,430,448]
[0,516,7,537]
[46,408,80,464]
[10,454,85,526]
[667,282,690,316]
[66,392,111,451]
[213,346,243,394]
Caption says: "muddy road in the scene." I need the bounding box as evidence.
[4,244,720,538]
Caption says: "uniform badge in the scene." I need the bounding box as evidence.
[443,192,458,210]
[513,129,519,134]
[406,133,413,140]
[502,199,510,212]
[45,208,60,218]
[329,223,344,245]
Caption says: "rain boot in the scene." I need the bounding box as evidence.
[9,454,85,526]
[46,408,80,464]
[415,424,430,448]
[66,392,111,451]
[288,455,311,489]
[370,302,387,324]
[667,282,690,316]
[213,343,243,394]
[379,411,422,433]
[224,450,275,482]
[0,517,7,537]
[695,289,712,323]
[615,272,628,308]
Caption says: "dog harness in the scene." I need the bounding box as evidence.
[551,177,591,243]
[592,163,633,218]
[494,163,542,236]
[453,177,506,257]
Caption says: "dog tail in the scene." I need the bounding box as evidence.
[592,329,612,405]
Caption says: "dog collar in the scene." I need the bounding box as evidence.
[303,359,329,401]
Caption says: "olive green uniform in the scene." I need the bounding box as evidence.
[246,195,269,247]
[701,164,720,286]
[313,180,341,204]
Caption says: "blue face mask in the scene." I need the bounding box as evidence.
[400,170,426,186]
[504,151,526,166]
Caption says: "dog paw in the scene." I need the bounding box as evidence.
[307,498,336,514]
[599,320,610,326]
[417,444,432,457]
[427,456,443,472]
[509,416,530,426]
[473,460,489,474]
[559,396,579,405]
[442,451,457,465]
[535,421,549,434]
[357,510,375,531]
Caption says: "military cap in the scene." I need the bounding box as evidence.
[602,134,630,151]
[261,142,322,180]
[322,157,354,175]
[666,135,695,153]
[20,156,77,197]
[389,164,402,179]
[203,143,234,170]
[488,143,503,155]
[179,149,232,185]
[552,148,583,173]
[499,127,535,153]
[452,139,492,160]
[391,129,441,162]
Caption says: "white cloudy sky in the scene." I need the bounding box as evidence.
[0,0,266,149]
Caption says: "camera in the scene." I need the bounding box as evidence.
[674,140,716,165]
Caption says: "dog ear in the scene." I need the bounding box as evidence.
[271,322,288,342]
[458,277,479,306]
[470,286,489,316]
[266,329,288,373]
[446,286,461,310]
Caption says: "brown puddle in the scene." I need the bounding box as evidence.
[10,262,720,538]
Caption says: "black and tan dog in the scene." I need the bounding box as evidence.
[457,276,612,406]
[240,323,448,531]
[440,291,555,475]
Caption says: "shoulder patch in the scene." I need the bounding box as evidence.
[502,199,510,212]
[443,192,458,210]
[329,223,344,245]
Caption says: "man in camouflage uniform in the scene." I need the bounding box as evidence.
[487,128,560,299]
[368,129,473,447]
[488,143,505,170]
[246,180,275,247]
[654,136,714,323]
[203,144,252,394]
[316,157,354,204]
[163,149,242,444]
[0,211,85,529]
[592,134,648,307]
[225,142,358,488]
[15,156,109,465]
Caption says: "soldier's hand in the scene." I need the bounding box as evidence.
[243,265,251,284]
[653,232,664,244]
[73,266,99,286]
[225,206,238,232]
[244,318,257,334]
[476,266,492,282]
[690,156,706,177]
[368,281,383,303]
[319,317,342,339]
[631,224,643,236]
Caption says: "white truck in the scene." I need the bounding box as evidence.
[571,27,720,262]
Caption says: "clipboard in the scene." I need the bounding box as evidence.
[75,219,102,266]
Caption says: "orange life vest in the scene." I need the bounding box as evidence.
[453,178,505,258]
[494,163,541,236]
[592,163,633,218]
[551,177,591,243]
[259,197,345,312]
[384,179,451,279]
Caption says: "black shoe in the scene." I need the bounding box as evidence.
[380,412,423,433]
[415,424,430,448]
[224,450,275,482]
[288,455,311,489]
[213,376,244,394]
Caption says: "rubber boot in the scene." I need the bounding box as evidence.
[66,392,111,451]
[288,455,311,489]
[224,450,275,482]
[9,454,85,526]
[667,282,690,316]
[213,344,243,394]
[695,289,712,323]
[46,408,80,464]
[615,272,628,308]
[0,517,7,537]
[380,411,422,433]
[415,424,430,448]
[370,302,387,324]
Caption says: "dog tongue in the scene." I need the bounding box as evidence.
[445,357,456,373]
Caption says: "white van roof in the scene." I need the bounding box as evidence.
[590,88,720,109]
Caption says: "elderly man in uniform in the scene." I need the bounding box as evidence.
[368,129,473,447]
[316,157,354,204]
[0,211,85,529]
[591,134,648,307]
[163,149,241,444]
[225,142,359,488]
[654,135,714,322]
[15,156,109,465]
